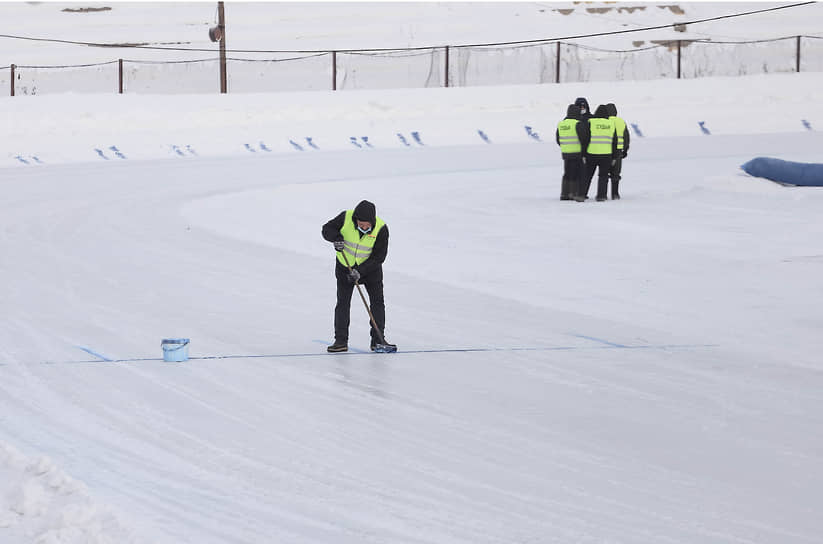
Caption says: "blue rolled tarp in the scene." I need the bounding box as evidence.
[741,157,823,187]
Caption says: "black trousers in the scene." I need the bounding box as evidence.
[609,155,623,197]
[334,263,385,344]
[561,157,583,198]
[583,156,612,199]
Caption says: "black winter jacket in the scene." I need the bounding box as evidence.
[587,105,619,158]
[606,103,630,157]
[556,104,591,159]
[321,201,389,278]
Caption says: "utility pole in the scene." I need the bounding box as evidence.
[209,2,227,93]
[218,1,227,93]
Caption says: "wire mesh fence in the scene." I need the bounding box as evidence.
[2,36,821,95]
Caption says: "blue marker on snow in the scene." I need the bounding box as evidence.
[109,146,126,159]
[397,133,410,147]
[524,126,542,142]
[802,120,812,131]
[411,131,424,145]
[350,136,363,148]
[289,140,304,151]
[95,148,109,160]
[185,145,198,156]
[630,123,644,137]
[698,121,711,135]
[15,155,29,164]
[244,143,257,153]
[171,145,185,157]
[477,129,491,143]
[361,136,373,148]
[306,137,319,150]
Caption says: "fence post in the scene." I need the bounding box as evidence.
[10,64,14,96]
[444,46,450,87]
[677,40,682,79]
[118,59,123,94]
[332,51,337,90]
[555,42,561,83]
[796,35,801,72]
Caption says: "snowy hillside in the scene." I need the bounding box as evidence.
[2,3,823,544]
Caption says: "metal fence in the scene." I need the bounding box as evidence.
[2,35,822,96]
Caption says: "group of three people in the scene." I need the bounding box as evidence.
[556,97,630,202]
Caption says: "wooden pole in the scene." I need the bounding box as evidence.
[218,1,227,93]
[332,51,337,90]
[118,59,123,94]
[10,64,14,96]
[555,42,561,83]
[444,46,450,87]
[677,40,681,79]
[796,35,801,73]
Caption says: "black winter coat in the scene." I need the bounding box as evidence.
[555,105,591,159]
[322,210,389,278]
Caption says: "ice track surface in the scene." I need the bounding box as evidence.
[2,134,823,543]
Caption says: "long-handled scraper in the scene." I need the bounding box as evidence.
[340,252,397,353]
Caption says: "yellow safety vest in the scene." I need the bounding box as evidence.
[587,118,615,156]
[557,119,581,154]
[610,116,627,150]
[337,209,386,267]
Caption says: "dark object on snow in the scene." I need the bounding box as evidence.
[741,157,823,187]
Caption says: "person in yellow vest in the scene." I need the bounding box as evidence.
[555,103,591,200]
[322,200,394,353]
[578,104,617,202]
[606,103,630,200]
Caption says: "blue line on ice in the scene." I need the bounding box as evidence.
[29,342,719,366]
[75,346,113,361]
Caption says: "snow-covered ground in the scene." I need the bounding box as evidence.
[4,1,822,64]
[2,2,823,543]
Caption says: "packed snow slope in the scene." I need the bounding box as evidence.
[3,1,823,66]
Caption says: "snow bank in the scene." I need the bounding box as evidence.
[0,442,136,544]
[3,72,823,168]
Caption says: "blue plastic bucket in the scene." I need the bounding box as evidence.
[161,338,189,362]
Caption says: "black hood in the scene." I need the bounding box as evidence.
[565,104,580,120]
[574,97,590,114]
[606,103,618,117]
[593,104,610,118]
[353,200,376,224]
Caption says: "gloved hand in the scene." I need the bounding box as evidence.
[581,156,587,165]
[622,150,628,159]
[333,240,345,252]
[347,268,361,283]
[611,159,617,166]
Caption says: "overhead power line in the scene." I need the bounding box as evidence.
[0,1,816,54]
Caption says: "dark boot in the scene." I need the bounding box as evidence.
[612,179,620,200]
[560,177,571,200]
[327,341,348,353]
[371,338,397,352]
